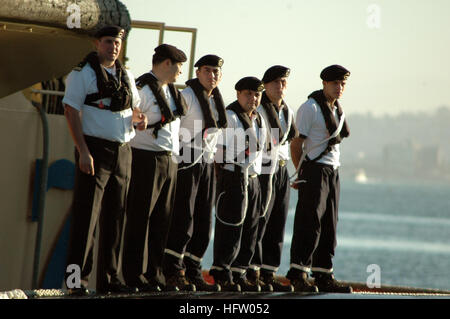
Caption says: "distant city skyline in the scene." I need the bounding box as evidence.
[120,0,450,116]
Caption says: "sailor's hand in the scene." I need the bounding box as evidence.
[291,178,306,189]
[133,107,148,131]
[136,113,147,131]
[79,150,95,176]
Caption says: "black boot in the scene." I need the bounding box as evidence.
[247,269,273,292]
[136,279,161,293]
[68,283,91,296]
[98,278,139,295]
[313,273,353,293]
[210,268,241,292]
[235,277,262,292]
[213,278,241,292]
[260,272,294,292]
[291,271,319,293]
[187,274,221,292]
[165,270,196,292]
[185,258,220,291]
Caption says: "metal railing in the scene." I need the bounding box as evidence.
[127,20,197,81]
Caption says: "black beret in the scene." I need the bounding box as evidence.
[95,25,126,39]
[320,64,350,81]
[262,65,290,83]
[235,77,264,92]
[194,54,224,68]
[154,44,187,62]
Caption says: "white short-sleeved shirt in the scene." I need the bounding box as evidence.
[62,63,140,143]
[179,86,222,162]
[296,97,340,168]
[217,109,267,176]
[129,73,180,154]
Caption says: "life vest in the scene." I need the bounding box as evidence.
[75,51,133,112]
[135,72,187,138]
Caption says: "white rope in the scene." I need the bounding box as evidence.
[259,147,279,219]
[215,164,251,227]
[215,121,265,227]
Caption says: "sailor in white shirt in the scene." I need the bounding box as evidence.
[63,25,147,295]
[210,77,267,292]
[249,66,298,292]
[163,55,226,292]
[121,44,189,293]
[287,64,352,293]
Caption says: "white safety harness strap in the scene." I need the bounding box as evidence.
[215,124,265,227]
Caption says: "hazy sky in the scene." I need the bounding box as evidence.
[120,0,450,116]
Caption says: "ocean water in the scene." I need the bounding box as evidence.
[203,179,450,291]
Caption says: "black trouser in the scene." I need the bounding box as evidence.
[122,148,178,287]
[163,159,216,279]
[287,162,340,280]
[65,135,131,291]
[251,164,290,275]
[210,169,261,282]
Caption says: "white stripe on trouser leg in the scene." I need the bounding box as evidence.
[164,248,184,259]
[311,267,334,274]
[210,265,224,271]
[184,252,202,263]
[261,264,279,272]
[248,265,260,271]
[290,263,311,273]
[230,267,246,274]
